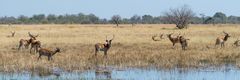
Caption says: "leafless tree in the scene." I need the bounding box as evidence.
[111,15,121,27]
[163,5,195,29]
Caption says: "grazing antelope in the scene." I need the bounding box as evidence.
[38,48,61,61]
[179,36,190,50]
[167,33,181,48]
[7,31,15,37]
[152,34,164,41]
[95,35,115,58]
[215,31,231,48]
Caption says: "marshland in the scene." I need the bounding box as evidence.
[0,24,240,72]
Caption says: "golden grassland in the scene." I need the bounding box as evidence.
[0,24,240,72]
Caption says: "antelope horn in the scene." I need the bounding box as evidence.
[28,32,34,38]
[111,35,115,40]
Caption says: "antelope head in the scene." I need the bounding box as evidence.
[105,35,115,46]
[11,31,15,37]
[28,32,39,40]
[221,31,231,42]
[223,31,231,39]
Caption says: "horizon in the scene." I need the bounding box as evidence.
[1,0,240,19]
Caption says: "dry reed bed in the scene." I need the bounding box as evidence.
[0,24,240,72]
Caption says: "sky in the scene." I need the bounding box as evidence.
[0,0,240,19]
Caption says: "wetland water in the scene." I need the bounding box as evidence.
[1,66,240,80]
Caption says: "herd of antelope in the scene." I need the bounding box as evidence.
[6,30,240,61]
[17,32,61,61]
[152,31,240,50]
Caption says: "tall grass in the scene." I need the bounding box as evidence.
[0,24,240,72]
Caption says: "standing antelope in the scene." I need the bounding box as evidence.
[167,33,181,48]
[28,32,41,53]
[18,32,37,50]
[30,40,41,53]
[95,35,115,58]
[38,48,61,61]
[215,31,231,48]
[18,38,32,50]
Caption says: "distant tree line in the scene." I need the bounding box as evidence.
[0,12,240,25]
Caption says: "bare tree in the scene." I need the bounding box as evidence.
[111,15,121,27]
[163,5,195,29]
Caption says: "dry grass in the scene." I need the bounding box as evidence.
[0,24,240,72]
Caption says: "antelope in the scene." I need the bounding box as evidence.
[215,31,231,48]
[30,40,41,53]
[152,34,164,41]
[18,32,37,50]
[95,35,115,58]
[179,36,190,50]
[7,31,15,37]
[18,38,32,50]
[28,32,41,53]
[167,33,181,48]
[38,48,61,61]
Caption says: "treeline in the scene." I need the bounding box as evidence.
[0,12,239,24]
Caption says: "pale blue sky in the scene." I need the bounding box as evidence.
[0,0,239,19]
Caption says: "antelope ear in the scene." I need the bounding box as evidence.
[28,32,34,38]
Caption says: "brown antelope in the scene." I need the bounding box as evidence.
[179,36,190,50]
[152,34,164,41]
[215,31,231,48]
[95,35,115,58]
[18,32,37,50]
[167,33,181,48]
[18,38,32,50]
[38,48,61,61]
[28,32,41,53]
[30,40,41,53]
[7,31,15,37]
